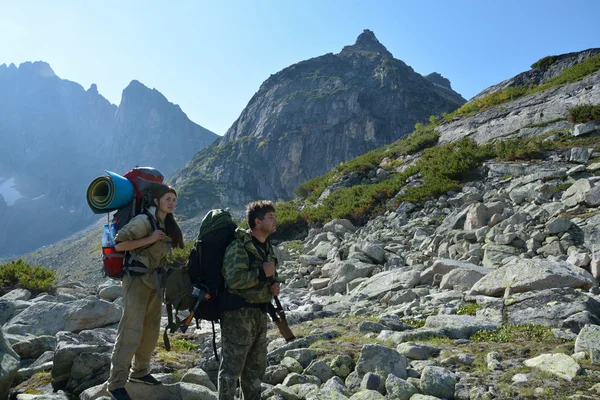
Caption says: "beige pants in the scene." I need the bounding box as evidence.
[107,273,162,390]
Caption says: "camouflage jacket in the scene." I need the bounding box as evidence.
[222,228,278,304]
[114,207,172,271]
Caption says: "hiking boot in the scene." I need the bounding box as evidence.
[109,387,132,400]
[128,374,162,385]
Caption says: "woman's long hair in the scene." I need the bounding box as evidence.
[152,184,184,249]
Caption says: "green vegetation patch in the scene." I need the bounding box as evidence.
[457,302,481,316]
[568,103,600,123]
[0,259,57,293]
[470,324,554,343]
[531,55,558,69]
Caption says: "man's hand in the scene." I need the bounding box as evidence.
[263,262,275,277]
[269,282,280,296]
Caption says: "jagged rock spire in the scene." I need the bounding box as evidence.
[340,29,393,58]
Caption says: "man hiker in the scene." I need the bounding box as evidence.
[218,200,280,400]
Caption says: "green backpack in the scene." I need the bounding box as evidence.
[163,209,237,353]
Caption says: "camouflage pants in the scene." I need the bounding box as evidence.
[107,273,162,390]
[218,307,268,400]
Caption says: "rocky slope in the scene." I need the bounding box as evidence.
[0,63,217,258]
[4,146,600,399]
[172,30,465,217]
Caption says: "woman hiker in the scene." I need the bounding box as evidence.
[106,183,184,400]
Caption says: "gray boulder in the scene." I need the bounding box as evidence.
[1,289,31,301]
[51,328,116,392]
[471,258,595,297]
[350,269,420,299]
[0,329,19,400]
[420,366,457,399]
[356,344,408,379]
[181,368,216,391]
[11,335,56,359]
[385,374,418,400]
[575,324,600,360]
[4,297,121,336]
[524,353,581,381]
[424,315,499,339]
[80,381,217,400]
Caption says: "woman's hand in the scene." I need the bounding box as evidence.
[149,230,167,243]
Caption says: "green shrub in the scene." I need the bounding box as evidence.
[531,55,557,69]
[170,241,195,265]
[568,104,600,123]
[274,201,304,231]
[470,324,553,343]
[494,138,548,161]
[0,259,57,292]
[457,302,481,316]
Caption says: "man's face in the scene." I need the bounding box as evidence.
[256,211,277,235]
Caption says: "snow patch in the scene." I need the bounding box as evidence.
[0,177,24,206]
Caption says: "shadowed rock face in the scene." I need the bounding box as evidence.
[173,30,465,217]
[0,63,217,257]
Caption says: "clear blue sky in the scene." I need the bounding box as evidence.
[1,0,599,135]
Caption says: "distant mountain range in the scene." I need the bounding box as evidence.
[0,62,217,257]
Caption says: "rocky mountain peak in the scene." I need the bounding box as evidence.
[425,72,453,90]
[340,29,393,58]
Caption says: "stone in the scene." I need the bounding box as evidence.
[575,325,600,361]
[524,353,581,381]
[464,204,488,230]
[281,357,304,374]
[350,269,420,299]
[570,148,594,163]
[4,297,121,336]
[305,360,335,383]
[471,258,595,297]
[348,390,386,399]
[80,381,217,400]
[486,351,502,371]
[562,179,592,207]
[396,342,440,360]
[546,217,573,234]
[284,349,317,369]
[1,289,32,301]
[324,219,356,235]
[360,372,385,394]
[299,255,327,267]
[419,366,457,399]
[330,354,354,379]
[439,268,488,292]
[481,244,521,268]
[51,329,115,392]
[180,368,216,391]
[310,278,330,290]
[0,329,19,400]
[356,344,408,379]
[11,335,56,359]
[264,365,289,385]
[572,121,600,137]
[424,315,499,339]
[384,374,418,400]
[360,242,385,264]
[478,287,600,332]
[585,186,600,207]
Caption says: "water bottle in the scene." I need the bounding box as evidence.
[109,223,118,243]
[102,224,114,247]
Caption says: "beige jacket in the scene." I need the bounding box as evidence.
[114,206,172,270]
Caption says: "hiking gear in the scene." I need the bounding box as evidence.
[91,167,165,280]
[87,170,135,214]
[222,228,278,304]
[109,388,132,400]
[128,374,162,385]
[108,274,162,391]
[163,209,237,354]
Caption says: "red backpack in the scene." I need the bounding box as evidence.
[100,167,164,279]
